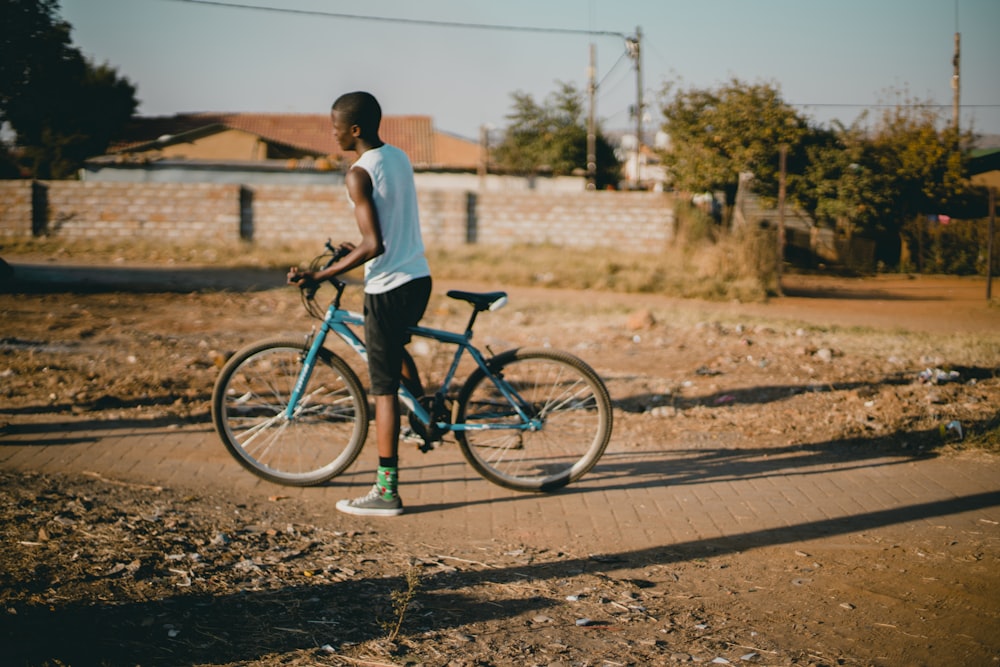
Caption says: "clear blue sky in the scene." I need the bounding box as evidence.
[59,0,1000,140]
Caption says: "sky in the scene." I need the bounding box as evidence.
[59,0,1000,142]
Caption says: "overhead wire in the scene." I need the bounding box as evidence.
[790,103,999,110]
[597,49,629,91]
[160,0,643,130]
[158,0,629,39]
[160,0,1000,128]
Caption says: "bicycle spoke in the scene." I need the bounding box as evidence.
[212,341,368,486]
[456,349,611,492]
[243,418,291,462]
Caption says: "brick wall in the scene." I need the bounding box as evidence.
[0,181,243,242]
[0,180,675,251]
[250,184,355,245]
[475,191,673,253]
[0,181,33,237]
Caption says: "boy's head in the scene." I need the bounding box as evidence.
[331,91,382,139]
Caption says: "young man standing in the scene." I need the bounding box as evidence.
[288,91,431,516]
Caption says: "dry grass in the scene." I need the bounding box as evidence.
[2,232,776,302]
[428,241,766,301]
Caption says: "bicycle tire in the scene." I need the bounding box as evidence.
[454,348,612,492]
[211,338,369,486]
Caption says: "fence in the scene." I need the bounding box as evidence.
[0,181,676,254]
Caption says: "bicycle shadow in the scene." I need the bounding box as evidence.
[401,425,952,516]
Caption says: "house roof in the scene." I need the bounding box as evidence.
[110,113,480,170]
[969,147,1000,175]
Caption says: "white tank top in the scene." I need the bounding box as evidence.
[350,144,430,294]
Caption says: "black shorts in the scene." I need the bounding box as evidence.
[364,276,432,396]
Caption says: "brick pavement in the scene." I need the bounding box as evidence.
[2,412,998,557]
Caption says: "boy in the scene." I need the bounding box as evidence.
[288,91,431,516]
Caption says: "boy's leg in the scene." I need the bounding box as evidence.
[336,277,430,517]
[374,392,401,500]
[375,394,401,461]
[336,392,404,516]
[336,392,404,517]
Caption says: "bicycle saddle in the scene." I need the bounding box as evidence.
[447,290,508,312]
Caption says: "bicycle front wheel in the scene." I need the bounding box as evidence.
[454,348,613,492]
[212,339,369,486]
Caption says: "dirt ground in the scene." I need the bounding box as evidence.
[1,256,999,666]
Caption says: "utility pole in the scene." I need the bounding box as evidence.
[777,145,787,296]
[952,31,961,131]
[952,0,960,131]
[989,187,996,301]
[478,124,489,190]
[587,43,597,191]
[626,27,642,189]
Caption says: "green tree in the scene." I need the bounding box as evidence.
[494,82,619,189]
[659,78,978,270]
[659,78,807,203]
[0,0,138,178]
[869,101,970,220]
[797,122,892,237]
[797,97,973,267]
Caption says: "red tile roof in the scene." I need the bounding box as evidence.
[111,113,478,170]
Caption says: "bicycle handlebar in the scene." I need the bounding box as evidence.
[294,239,351,302]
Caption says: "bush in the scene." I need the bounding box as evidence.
[900,215,999,276]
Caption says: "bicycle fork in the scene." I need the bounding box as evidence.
[285,325,330,421]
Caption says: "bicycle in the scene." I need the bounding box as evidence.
[211,241,613,492]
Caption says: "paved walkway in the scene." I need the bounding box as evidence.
[2,412,998,557]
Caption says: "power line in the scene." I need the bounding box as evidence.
[792,103,1000,109]
[597,50,630,90]
[158,0,628,38]
[596,64,633,103]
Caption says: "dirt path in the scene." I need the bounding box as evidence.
[470,273,999,336]
[1,260,998,666]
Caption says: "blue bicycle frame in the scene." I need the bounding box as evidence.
[285,288,541,436]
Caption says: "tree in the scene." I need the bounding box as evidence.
[659,78,807,203]
[868,101,970,220]
[493,82,619,189]
[0,0,138,178]
[797,121,891,237]
[796,96,973,267]
[659,78,978,270]
[867,101,973,268]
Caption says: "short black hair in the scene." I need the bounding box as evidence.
[332,91,382,135]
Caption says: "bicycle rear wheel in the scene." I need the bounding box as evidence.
[454,348,612,492]
[212,339,369,486]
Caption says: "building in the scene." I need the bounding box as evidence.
[83,113,482,187]
[84,112,592,192]
[970,147,1000,192]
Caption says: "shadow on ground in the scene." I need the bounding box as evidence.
[3,480,996,666]
[1,262,286,294]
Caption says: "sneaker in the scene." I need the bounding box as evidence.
[336,485,404,517]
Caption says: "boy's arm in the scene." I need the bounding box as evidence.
[290,166,384,284]
[343,166,385,265]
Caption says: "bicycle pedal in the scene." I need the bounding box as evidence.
[401,428,425,445]
[417,439,444,453]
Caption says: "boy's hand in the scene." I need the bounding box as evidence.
[287,267,311,285]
